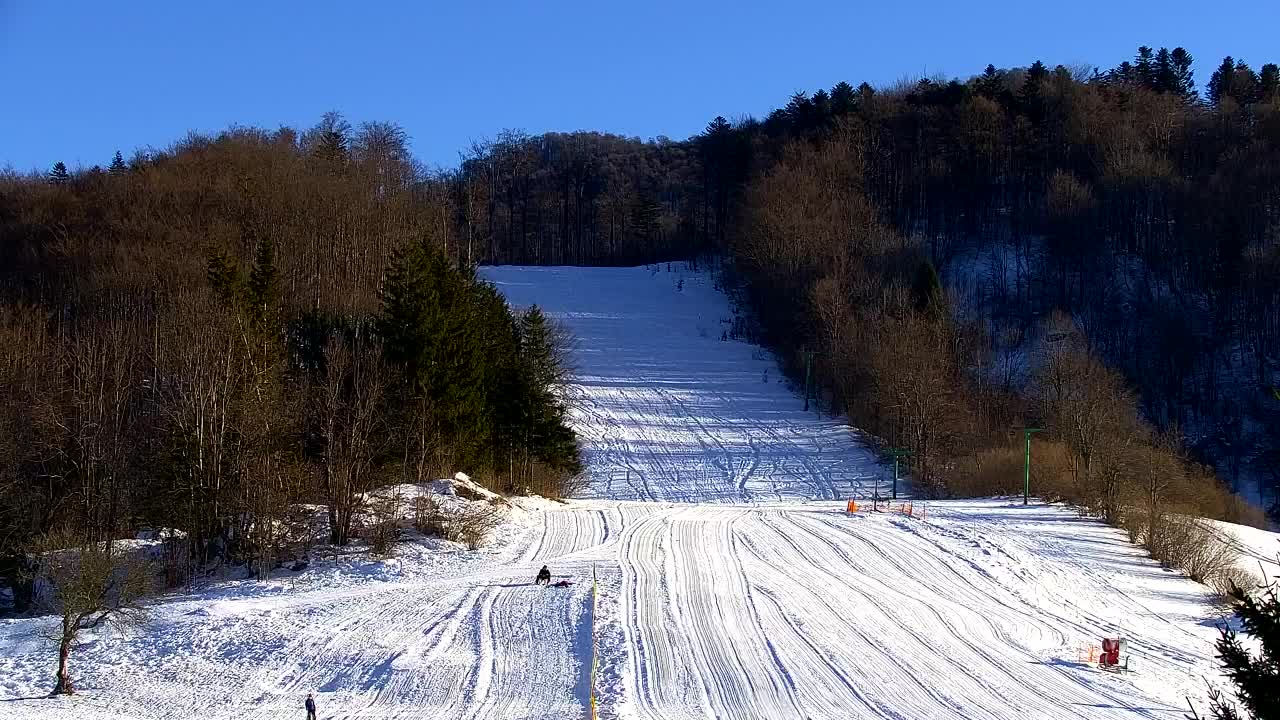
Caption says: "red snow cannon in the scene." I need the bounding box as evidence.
[1099,637,1126,669]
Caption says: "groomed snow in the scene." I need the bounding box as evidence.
[484,264,889,503]
[1,263,1275,719]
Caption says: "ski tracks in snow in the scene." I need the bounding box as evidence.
[586,501,1216,720]
[482,266,889,504]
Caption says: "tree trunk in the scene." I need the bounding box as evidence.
[52,633,73,695]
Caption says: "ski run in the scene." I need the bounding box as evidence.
[1,263,1276,719]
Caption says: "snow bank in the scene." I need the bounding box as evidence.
[1206,518,1280,584]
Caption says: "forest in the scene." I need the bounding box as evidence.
[2,44,1278,612]
[718,49,1280,533]
[0,119,580,612]
[448,47,1280,529]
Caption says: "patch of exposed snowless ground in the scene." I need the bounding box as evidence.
[2,265,1277,719]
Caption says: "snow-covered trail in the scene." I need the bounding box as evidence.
[0,516,599,720]
[483,265,887,503]
[587,499,1221,719]
[482,265,1238,719]
[0,499,1229,720]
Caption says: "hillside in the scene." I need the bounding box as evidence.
[0,265,1274,719]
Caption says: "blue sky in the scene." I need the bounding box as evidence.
[1,1,1271,173]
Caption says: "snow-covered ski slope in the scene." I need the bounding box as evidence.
[483,264,1267,719]
[2,263,1275,720]
[483,265,887,503]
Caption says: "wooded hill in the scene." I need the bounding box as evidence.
[0,120,580,612]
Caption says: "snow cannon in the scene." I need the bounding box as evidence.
[1099,637,1128,671]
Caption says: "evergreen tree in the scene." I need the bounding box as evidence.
[108,151,127,174]
[1209,57,1261,107]
[976,64,1004,99]
[516,306,580,473]
[247,238,280,325]
[519,306,558,391]
[1261,64,1280,103]
[810,89,832,128]
[631,191,661,242]
[1209,57,1237,107]
[1134,46,1156,89]
[830,81,856,115]
[309,111,350,166]
[377,241,436,379]
[911,259,945,317]
[1171,48,1196,97]
[1020,61,1049,121]
[1110,61,1136,86]
[1154,48,1177,93]
[47,161,70,184]
[207,250,243,307]
[1205,579,1280,720]
[784,92,814,132]
[763,108,790,137]
[377,241,488,454]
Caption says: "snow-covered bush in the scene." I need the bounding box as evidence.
[365,489,404,556]
[409,477,506,550]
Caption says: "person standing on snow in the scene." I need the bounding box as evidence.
[536,565,551,585]
[305,693,317,720]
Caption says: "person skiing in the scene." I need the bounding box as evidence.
[535,565,551,586]
[305,693,316,720]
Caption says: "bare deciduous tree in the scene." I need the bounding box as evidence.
[34,531,152,695]
[312,331,387,546]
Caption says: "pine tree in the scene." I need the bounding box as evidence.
[247,238,280,324]
[1209,57,1261,107]
[1021,61,1049,121]
[108,151,127,174]
[976,64,1004,99]
[377,241,437,381]
[1171,48,1196,98]
[810,89,832,128]
[47,161,70,184]
[1134,46,1156,90]
[911,259,945,317]
[376,241,488,453]
[1208,57,1237,107]
[631,192,661,243]
[519,306,558,392]
[1205,579,1280,720]
[1260,64,1280,103]
[516,306,580,473]
[830,81,856,115]
[309,111,351,166]
[784,92,814,132]
[207,250,243,307]
[1154,48,1177,93]
[1110,61,1135,86]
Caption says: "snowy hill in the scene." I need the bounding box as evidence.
[1,263,1274,719]
[483,264,888,503]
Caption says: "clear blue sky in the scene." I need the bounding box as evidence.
[1,1,1271,173]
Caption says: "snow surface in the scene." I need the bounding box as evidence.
[485,264,889,503]
[1,263,1276,719]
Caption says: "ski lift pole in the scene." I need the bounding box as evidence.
[590,564,598,720]
[885,448,912,500]
[801,349,816,412]
[1016,427,1043,506]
